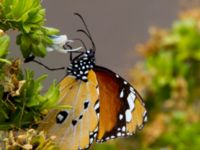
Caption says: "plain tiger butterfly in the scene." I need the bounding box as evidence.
[38,13,147,150]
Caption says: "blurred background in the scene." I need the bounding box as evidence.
[9,0,200,149]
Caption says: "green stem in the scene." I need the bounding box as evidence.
[0,58,11,65]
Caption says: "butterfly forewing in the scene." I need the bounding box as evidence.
[39,70,99,150]
[93,66,147,142]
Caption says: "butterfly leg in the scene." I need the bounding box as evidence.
[24,55,65,71]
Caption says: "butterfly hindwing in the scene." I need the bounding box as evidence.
[93,66,147,142]
[38,70,99,150]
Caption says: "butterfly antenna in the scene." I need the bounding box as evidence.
[65,44,73,49]
[74,13,96,51]
[77,29,96,51]
[72,38,87,50]
[74,13,92,39]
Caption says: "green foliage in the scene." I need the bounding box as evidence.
[0,0,69,132]
[0,0,59,58]
[93,143,117,150]
[128,9,200,150]
[0,0,44,31]
[145,18,200,106]
[0,33,9,58]
[16,26,59,58]
[3,129,59,150]
[155,112,200,150]
[0,33,11,65]
[19,70,70,111]
[0,0,71,149]
[0,61,62,130]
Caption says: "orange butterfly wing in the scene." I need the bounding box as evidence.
[94,66,147,142]
[38,70,99,150]
[39,65,147,149]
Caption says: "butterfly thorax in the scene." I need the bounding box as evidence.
[67,49,95,82]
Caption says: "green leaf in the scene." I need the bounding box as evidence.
[40,81,60,109]
[33,42,46,57]
[0,0,44,29]
[44,27,60,35]
[0,58,11,64]
[17,33,31,58]
[0,0,61,59]
[0,34,10,58]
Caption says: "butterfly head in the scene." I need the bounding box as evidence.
[86,49,95,60]
[67,49,95,82]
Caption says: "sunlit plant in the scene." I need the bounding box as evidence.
[129,8,200,150]
[0,0,71,149]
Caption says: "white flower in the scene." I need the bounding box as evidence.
[47,35,82,53]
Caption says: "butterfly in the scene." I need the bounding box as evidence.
[38,13,147,150]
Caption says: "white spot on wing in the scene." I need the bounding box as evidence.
[130,87,135,93]
[119,114,123,120]
[124,92,136,122]
[120,89,124,98]
[122,126,126,132]
[82,76,87,80]
[97,113,100,119]
[57,114,64,122]
[143,110,147,117]
[117,132,121,137]
[96,87,99,95]
[125,109,132,122]
[144,116,148,122]
[105,137,110,140]
[127,92,136,110]
[94,127,98,132]
[90,138,93,144]
[111,136,115,139]
[94,133,97,138]
[94,101,100,110]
